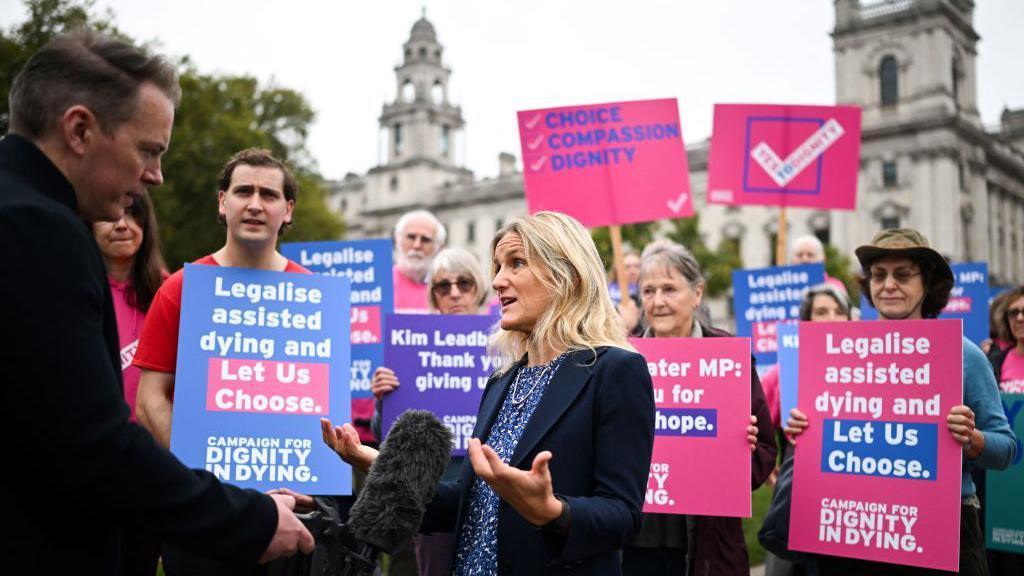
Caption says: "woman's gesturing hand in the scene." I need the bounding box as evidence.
[320,417,379,473]
[467,438,563,528]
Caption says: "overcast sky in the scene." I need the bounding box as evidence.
[3,0,1022,180]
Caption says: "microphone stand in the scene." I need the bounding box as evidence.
[295,510,379,576]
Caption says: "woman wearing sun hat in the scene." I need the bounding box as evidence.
[785,228,1017,576]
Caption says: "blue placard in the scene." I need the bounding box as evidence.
[171,265,352,494]
[777,322,800,427]
[607,281,637,305]
[990,284,1012,304]
[281,239,393,399]
[654,408,719,437]
[732,263,824,366]
[382,314,500,456]
[860,262,989,345]
[820,419,938,481]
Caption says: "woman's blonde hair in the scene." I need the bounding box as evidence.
[427,247,490,313]
[489,211,633,372]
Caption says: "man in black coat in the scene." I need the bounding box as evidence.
[0,31,314,574]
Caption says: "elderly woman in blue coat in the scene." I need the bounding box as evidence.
[323,211,656,576]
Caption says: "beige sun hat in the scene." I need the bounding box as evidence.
[854,228,954,284]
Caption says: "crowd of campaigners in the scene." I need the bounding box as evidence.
[2,30,1023,576]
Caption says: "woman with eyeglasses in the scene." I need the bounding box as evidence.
[325,212,655,576]
[988,286,1024,394]
[785,229,1016,576]
[369,247,490,576]
[982,286,1024,576]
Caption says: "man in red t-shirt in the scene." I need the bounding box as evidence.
[135,148,311,449]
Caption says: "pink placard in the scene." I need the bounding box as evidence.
[518,99,693,228]
[707,104,862,210]
[350,305,381,344]
[789,319,963,571]
[206,358,330,415]
[631,337,752,517]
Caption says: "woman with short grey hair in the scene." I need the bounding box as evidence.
[624,240,775,576]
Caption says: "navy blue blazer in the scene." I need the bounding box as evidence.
[423,346,655,575]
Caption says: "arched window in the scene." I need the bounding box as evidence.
[440,124,450,156]
[431,80,444,105]
[393,123,403,157]
[951,55,963,107]
[883,161,897,188]
[961,212,972,260]
[419,47,427,58]
[880,215,901,230]
[401,80,415,103]
[880,56,898,106]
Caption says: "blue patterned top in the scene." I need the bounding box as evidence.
[453,352,570,576]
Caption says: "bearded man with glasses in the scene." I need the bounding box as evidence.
[393,209,447,314]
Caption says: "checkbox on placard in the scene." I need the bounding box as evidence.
[742,116,829,196]
[526,155,548,172]
[523,113,542,130]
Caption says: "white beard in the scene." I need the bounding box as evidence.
[397,250,431,282]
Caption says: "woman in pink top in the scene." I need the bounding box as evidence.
[92,191,167,422]
[91,191,166,576]
[989,286,1024,392]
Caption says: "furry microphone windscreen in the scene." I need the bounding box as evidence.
[348,409,453,553]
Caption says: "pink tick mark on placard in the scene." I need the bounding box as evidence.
[524,114,542,130]
[526,134,545,150]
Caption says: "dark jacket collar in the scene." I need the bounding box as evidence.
[472,347,607,468]
[0,134,78,212]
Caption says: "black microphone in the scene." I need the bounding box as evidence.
[292,409,452,576]
[349,408,453,552]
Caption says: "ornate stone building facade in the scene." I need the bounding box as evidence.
[326,16,526,261]
[329,1,1024,285]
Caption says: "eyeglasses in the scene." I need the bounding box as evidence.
[432,278,475,297]
[868,268,921,285]
[1007,307,1024,319]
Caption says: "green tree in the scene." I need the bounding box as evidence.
[0,0,344,270]
[155,70,344,269]
[824,243,859,300]
[664,215,742,298]
[590,222,656,273]
[0,0,121,133]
